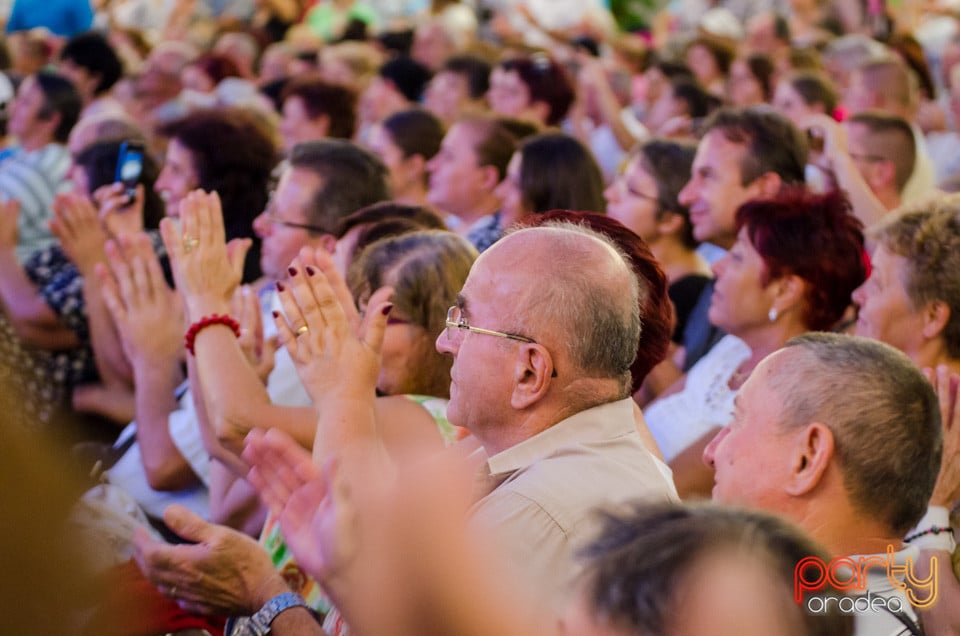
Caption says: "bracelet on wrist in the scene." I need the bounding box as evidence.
[904,526,953,544]
[184,313,240,356]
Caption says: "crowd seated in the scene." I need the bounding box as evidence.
[3,1,960,634]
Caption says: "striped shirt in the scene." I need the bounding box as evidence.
[0,143,71,262]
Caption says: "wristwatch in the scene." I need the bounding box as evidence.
[246,591,309,635]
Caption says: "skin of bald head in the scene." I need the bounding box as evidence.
[492,224,641,401]
[68,112,145,157]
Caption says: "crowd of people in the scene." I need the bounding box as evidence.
[2,0,960,634]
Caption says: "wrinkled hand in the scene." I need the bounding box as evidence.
[0,198,19,250]
[233,284,277,384]
[924,365,960,507]
[159,190,251,321]
[273,247,393,404]
[244,428,358,585]
[98,232,184,365]
[93,182,146,240]
[132,504,287,616]
[50,192,108,276]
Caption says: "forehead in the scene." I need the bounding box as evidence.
[458,240,529,312]
[276,166,325,210]
[695,131,746,176]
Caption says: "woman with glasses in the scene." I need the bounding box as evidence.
[605,139,709,345]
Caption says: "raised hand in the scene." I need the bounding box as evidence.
[93,182,146,240]
[159,190,251,321]
[233,284,277,384]
[98,232,184,366]
[272,246,393,406]
[924,365,960,508]
[244,427,358,585]
[50,192,109,276]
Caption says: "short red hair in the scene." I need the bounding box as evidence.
[522,210,672,392]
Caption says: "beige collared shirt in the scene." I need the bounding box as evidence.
[467,398,680,607]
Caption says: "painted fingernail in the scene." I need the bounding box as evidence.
[305,265,316,276]
[288,266,298,277]
[276,281,285,292]
[381,303,394,316]
[272,310,280,319]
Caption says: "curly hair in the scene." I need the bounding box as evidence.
[869,193,960,359]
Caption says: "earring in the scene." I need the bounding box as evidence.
[768,307,778,322]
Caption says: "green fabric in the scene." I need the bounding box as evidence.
[304,2,378,41]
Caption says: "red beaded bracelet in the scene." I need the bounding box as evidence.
[185,314,241,356]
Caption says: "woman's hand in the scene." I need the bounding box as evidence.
[159,190,251,321]
[244,427,358,585]
[49,192,109,276]
[98,232,185,366]
[233,284,277,384]
[271,246,393,404]
[93,182,146,240]
[924,365,960,508]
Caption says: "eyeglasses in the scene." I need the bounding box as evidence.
[263,191,329,234]
[848,152,887,164]
[445,305,534,343]
[445,305,558,377]
[612,177,660,204]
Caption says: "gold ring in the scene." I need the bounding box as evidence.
[296,325,309,336]
[183,236,199,253]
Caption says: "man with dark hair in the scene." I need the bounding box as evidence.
[58,31,124,115]
[423,54,491,125]
[426,115,516,251]
[704,333,943,635]
[279,77,358,154]
[253,139,389,281]
[358,56,432,142]
[1,70,81,259]
[674,106,806,370]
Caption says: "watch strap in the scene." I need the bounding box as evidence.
[247,591,308,635]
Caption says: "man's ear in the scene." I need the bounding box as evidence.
[786,422,834,496]
[479,164,502,191]
[753,171,783,199]
[921,300,951,341]
[510,343,555,409]
[314,232,338,253]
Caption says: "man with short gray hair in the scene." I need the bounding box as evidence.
[705,332,942,635]
[437,224,678,606]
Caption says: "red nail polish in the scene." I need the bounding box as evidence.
[276,281,285,292]
[305,265,316,276]
[288,267,298,277]
[381,303,393,316]
[271,310,280,318]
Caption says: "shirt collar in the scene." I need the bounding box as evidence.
[485,398,637,477]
